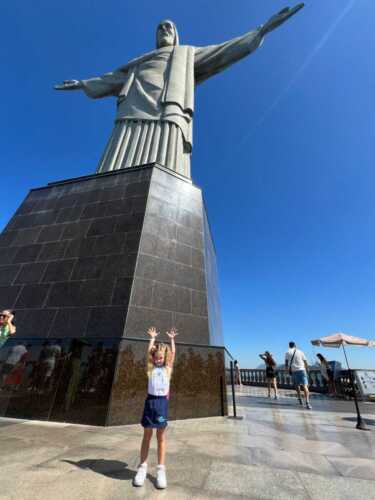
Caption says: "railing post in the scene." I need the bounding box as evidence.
[228,361,243,421]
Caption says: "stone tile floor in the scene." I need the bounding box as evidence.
[0,387,374,499]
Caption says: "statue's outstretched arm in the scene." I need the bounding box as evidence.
[54,80,82,91]
[195,3,304,84]
[259,3,304,36]
[54,70,127,99]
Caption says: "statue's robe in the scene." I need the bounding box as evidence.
[80,28,263,178]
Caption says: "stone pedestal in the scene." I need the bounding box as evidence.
[0,164,226,425]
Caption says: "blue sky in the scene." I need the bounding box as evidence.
[1,0,375,368]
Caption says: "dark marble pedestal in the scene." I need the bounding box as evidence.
[0,164,226,425]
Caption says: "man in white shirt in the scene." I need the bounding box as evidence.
[285,341,311,409]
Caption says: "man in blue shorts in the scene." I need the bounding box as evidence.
[285,342,311,410]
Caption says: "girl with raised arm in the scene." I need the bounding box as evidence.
[133,326,178,490]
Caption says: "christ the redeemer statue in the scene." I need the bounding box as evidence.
[55,5,304,179]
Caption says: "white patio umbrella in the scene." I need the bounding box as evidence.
[311,333,375,430]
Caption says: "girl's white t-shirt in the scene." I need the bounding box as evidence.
[148,367,170,396]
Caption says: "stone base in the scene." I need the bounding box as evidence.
[0,336,227,425]
[0,164,226,425]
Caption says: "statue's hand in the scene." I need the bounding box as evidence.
[54,79,82,91]
[260,3,304,36]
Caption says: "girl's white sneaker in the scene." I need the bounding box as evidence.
[156,465,167,489]
[133,463,147,487]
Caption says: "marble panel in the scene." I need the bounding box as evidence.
[8,214,36,231]
[86,216,118,237]
[0,285,22,308]
[42,259,76,282]
[15,284,51,309]
[75,189,102,205]
[136,254,177,284]
[115,213,144,233]
[176,225,203,249]
[141,232,175,261]
[38,241,68,262]
[123,231,141,253]
[177,207,203,231]
[86,306,127,337]
[146,195,179,221]
[37,225,65,243]
[0,264,21,285]
[32,198,57,211]
[111,278,133,306]
[125,180,150,197]
[175,286,192,314]
[172,241,192,266]
[52,193,78,209]
[14,262,48,284]
[130,195,148,214]
[8,309,57,338]
[56,206,83,223]
[123,306,173,339]
[0,337,119,426]
[0,338,69,421]
[192,290,208,316]
[104,198,133,217]
[49,338,119,425]
[142,214,178,240]
[99,185,127,202]
[0,231,17,247]
[13,244,43,263]
[79,279,115,307]
[152,281,178,311]
[47,282,82,307]
[15,200,36,215]
[12,227,42,246]
[173,313,210,345]
[70,256,106,281]
[177,264,206,291]
[80,202,107,220]
[93,233,126,256]
[203,207,223,346]
[131,278,153,308]
[102,253,137,279]
[107,339,226,425]
[61,220,91,240]
[51,308,91,337]
[0,246,18,265]
[64,237,95,259]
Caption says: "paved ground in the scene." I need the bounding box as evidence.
[0,387,375,499]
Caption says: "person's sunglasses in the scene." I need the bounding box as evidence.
[0,314,9,318]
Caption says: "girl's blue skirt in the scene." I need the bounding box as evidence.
[141,394,169,428]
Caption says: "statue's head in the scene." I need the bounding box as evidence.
[156,19,179,48]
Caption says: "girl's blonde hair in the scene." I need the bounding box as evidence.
[147,343,172,375]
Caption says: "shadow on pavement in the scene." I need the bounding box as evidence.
[61,459,155,481]
[342,417,375,426]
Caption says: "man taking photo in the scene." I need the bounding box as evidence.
[0,310,16,349]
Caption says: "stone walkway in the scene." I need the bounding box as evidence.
[0,387,375,499]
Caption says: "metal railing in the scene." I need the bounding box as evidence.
[240,368,327,393]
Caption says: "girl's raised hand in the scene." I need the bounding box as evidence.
[147,327,159,338]
[166,328,178,339]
